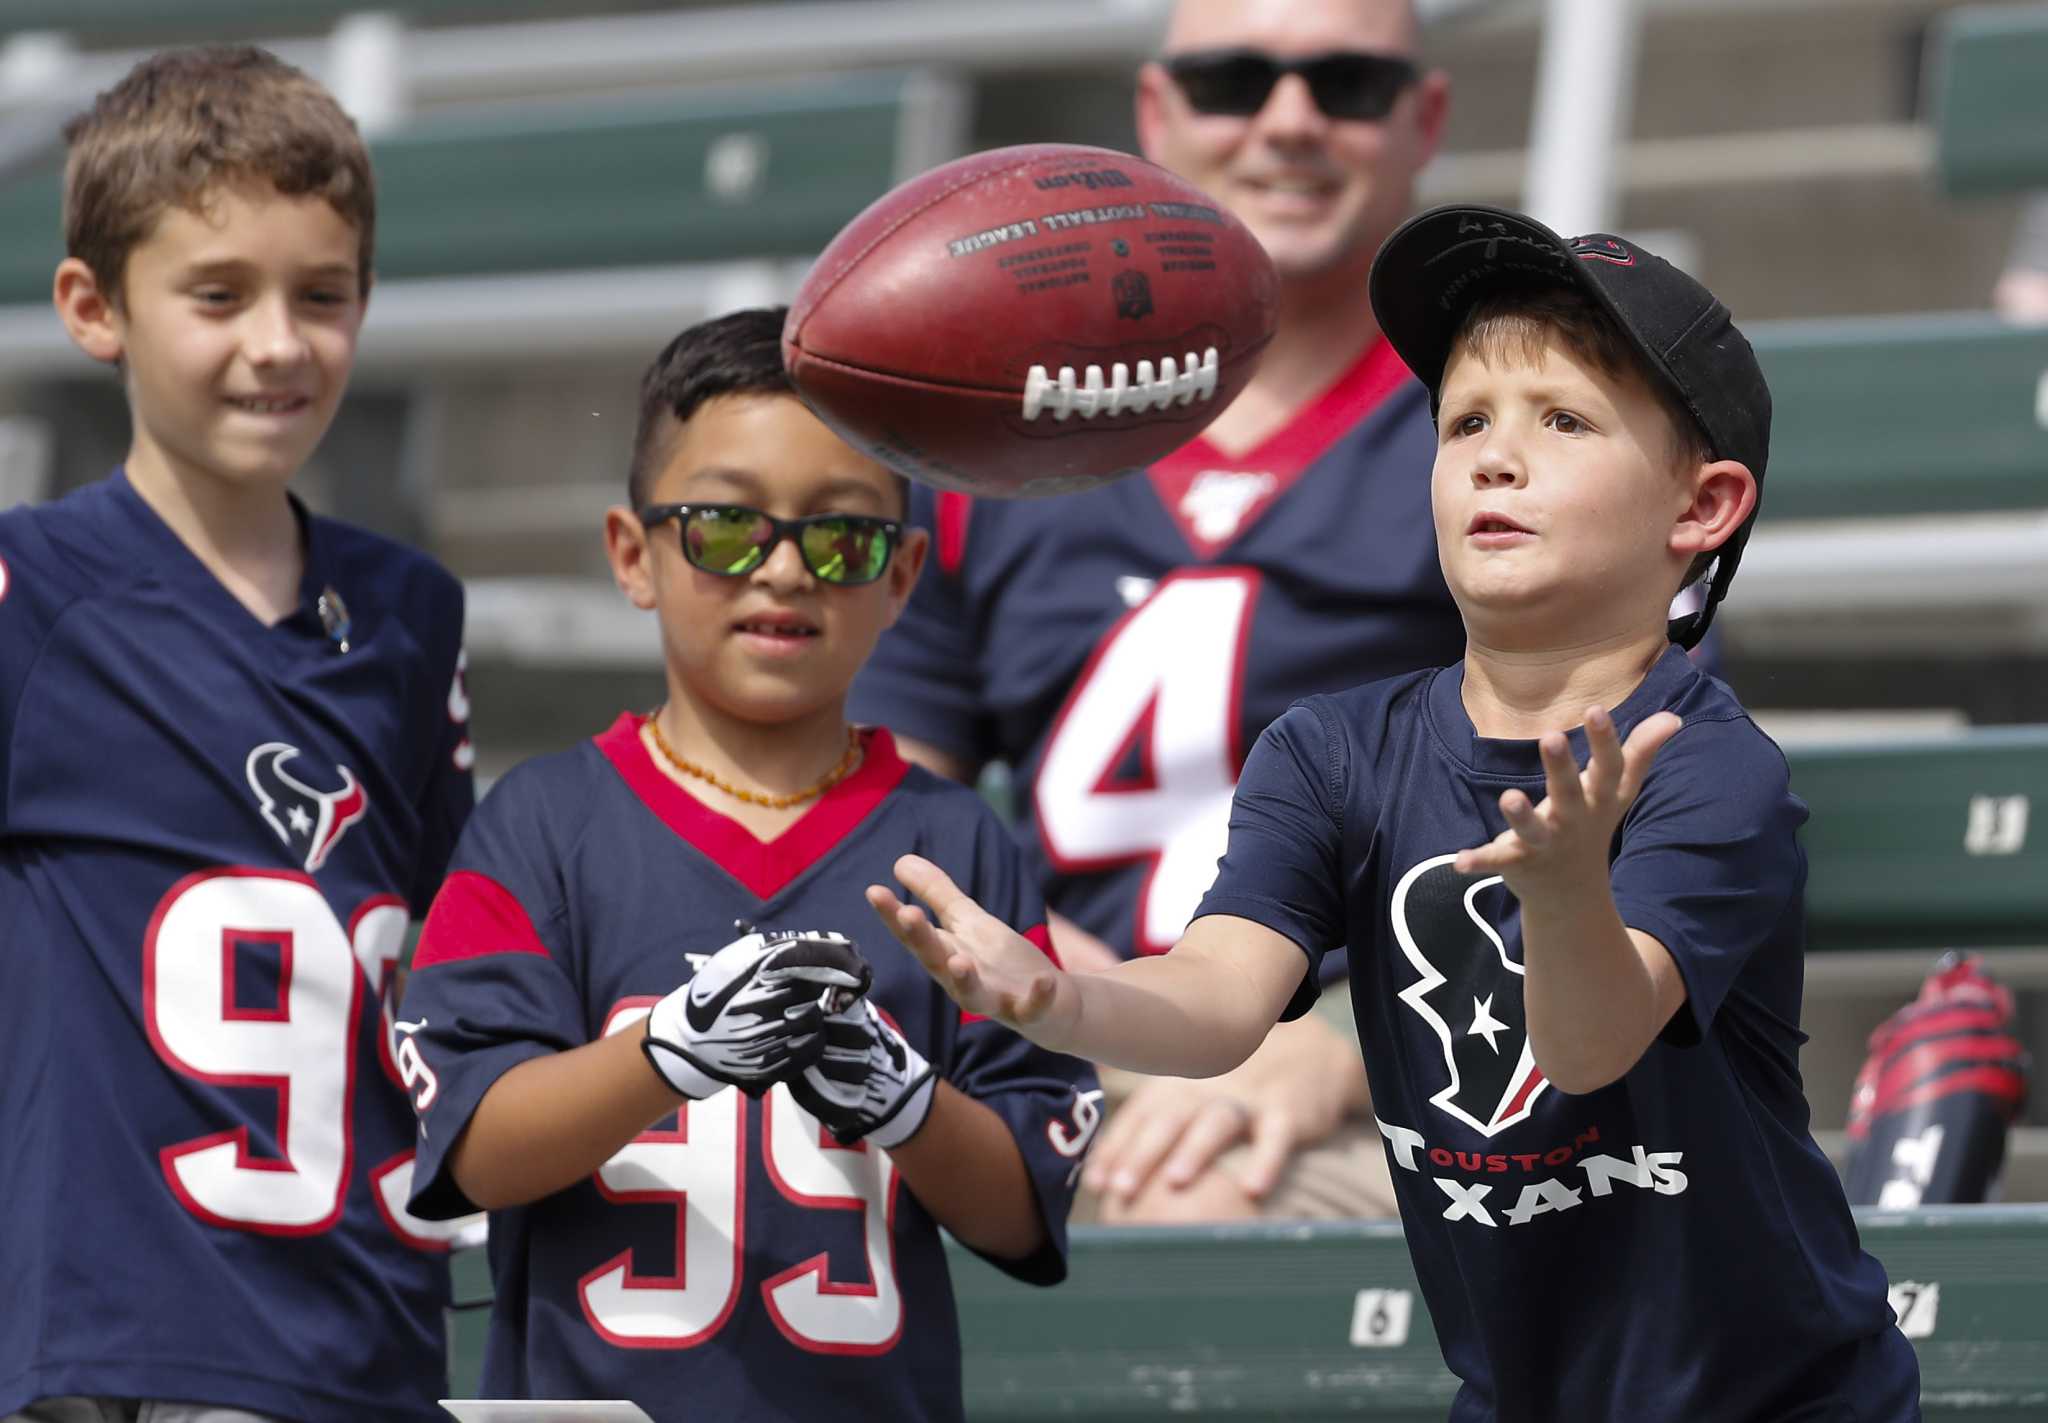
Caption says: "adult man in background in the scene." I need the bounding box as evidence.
[851,0,1463,1221]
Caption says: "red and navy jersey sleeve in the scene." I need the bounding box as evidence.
[849,488,994,768]
[399,757,584,1219]
[936,800,1100,1285]
[1609,717,1809,1044]
[1195,702,1352,1019]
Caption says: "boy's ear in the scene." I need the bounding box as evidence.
[1671,458,1758,559]
[604,505,660,611]
[882,526,930,627]
[53,258,124,365]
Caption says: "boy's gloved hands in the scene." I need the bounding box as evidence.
[788,998,937,1149]
[643,924,871,1100]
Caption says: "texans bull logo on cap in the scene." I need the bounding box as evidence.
[246,741,368,872]
[1571,235,1635,266]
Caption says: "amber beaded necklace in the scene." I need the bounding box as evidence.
[643,714,861,809]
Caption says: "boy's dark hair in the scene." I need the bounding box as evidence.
[629,305,910,513]
[62,45,376,305]
[1449,285,1718,591]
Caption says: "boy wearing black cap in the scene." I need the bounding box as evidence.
[865,204,1923,1421]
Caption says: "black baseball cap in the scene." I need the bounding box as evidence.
[1369,204,1771,649]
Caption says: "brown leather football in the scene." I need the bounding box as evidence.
[783,143,1279,498]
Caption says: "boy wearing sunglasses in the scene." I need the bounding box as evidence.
[852,0,1460,1227]
[867,208,1924,1422]
[394,308,1098,1422]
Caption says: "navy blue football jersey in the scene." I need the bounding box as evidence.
[849,340,1465,959]
[1199,646,1921,1423]
[0,472,475,1422]
[400,717,1100,1423]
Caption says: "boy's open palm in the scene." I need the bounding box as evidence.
[867,855,1070,1037]
[1456,708,1683,895]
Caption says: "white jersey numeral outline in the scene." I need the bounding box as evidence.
[1035,569,1262,954]
[578,999,904,1354]
[143,868,450,1245]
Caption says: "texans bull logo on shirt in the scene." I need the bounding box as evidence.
[245,741,368,872]
[1392,854,1548,1137]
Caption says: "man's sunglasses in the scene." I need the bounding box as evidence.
[638,503,902,586]
[1162,48,1419,122]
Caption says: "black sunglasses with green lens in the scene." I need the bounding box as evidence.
[1162,47,1419,122]
[638,502,903,586]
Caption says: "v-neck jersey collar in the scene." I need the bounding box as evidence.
[1145,335,1416,558]
[102,467,335,632]
[594,712,912,901]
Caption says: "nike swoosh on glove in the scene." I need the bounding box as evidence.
[788,998,936,1149]
[644,927,872,1100]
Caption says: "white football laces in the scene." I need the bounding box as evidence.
[1021,347,1219,422]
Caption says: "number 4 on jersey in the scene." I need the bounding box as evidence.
[1036,569,1261,955]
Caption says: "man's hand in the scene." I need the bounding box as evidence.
[643,925,871,1100]
[1455,707,1681,896]
[867,855,1075,1038]
[788,998,937,1149]
[1084,1009,1366,1207]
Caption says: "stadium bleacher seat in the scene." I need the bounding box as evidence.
[0,72,929,306]
[445,1207,2048,1419]
[1792,728,2048,952]
[1748,316,2048,522]
[1931,2,2048,198]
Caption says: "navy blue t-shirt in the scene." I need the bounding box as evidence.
[0,471,474,1422]
[850,339,1465,960]
[400,717,1099,1423]
[1198,646,1921,1423]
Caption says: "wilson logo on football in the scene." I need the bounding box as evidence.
[1022,347,1219,422]
[246,741,369,872]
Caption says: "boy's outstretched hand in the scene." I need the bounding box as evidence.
[1455,707,1683,895]
[867,855,1075,1041]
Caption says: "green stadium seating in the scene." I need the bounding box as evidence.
[1930,3,2048,197]
[1746,315,2048,521]
[1906,0,2048,657]
[445,1207,2048,1419]
[0,73,919,305]
[1789,729,2048,952]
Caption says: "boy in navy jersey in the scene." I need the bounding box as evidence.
[397,308,1097,1423]
[1,47,474,1423]
[870,206,1923,1422]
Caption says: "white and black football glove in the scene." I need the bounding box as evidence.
[643,923,871,1100]
[788,998,937,1149]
